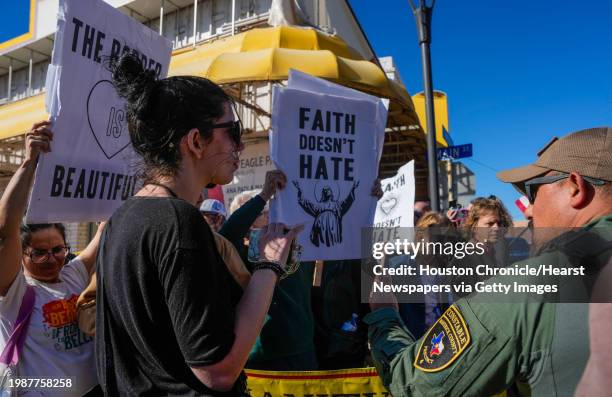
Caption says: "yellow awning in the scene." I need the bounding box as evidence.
[170,26,419,116]
[0,94,47,140]
[0,26,421,141]
[412,91,450,147]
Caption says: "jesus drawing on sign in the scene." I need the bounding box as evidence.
[292,180,359,247]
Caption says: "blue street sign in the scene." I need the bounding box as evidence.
[437,143,473,160]
[442,127,454,147]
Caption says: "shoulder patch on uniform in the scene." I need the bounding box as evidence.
[414,305,471,372]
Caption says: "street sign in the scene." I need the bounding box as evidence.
[442,127,453,146]
[437,143,472,160]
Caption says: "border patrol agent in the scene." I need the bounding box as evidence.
[365,127,612,396]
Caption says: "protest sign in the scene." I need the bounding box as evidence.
[288,70,388,165]
[270,73,386,261]
[26,0,172,222]
[222,140,275,211]
[374,160,415,228]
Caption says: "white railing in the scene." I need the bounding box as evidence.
[0,0,272,106]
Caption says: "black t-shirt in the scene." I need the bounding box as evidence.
[95,197,246,396]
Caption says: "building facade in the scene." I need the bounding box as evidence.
[1,0,428,249]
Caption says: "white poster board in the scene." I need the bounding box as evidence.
[26,0,172,222]
[270,73,386,261]
[374,160,415,228]
[222,140,275,211]
[288,70,388,165]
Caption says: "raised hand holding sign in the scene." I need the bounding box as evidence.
[26,0,172,223]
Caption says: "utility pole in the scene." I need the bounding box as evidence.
[408,0,439,211]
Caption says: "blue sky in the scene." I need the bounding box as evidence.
[0,2,31,43]
[349,0,612,219]
[2,1,610,219]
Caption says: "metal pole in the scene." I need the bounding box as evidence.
[159,0,164,35]
[7,62,12,101]
[28,50,33,97]
[175,7,180,44]
[231,0,236,35]
[411,0,440,211]
[447,159,454,206]
[193,0,198,47]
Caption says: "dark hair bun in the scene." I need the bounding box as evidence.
[106,52,231,181]
[111,52,157,119]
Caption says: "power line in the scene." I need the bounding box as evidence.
[464,158,500,173]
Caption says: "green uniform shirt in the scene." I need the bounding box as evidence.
[365,215,612,396]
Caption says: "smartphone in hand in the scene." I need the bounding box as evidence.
[247,229,262,263]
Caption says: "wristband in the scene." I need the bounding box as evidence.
[253,262,285,280]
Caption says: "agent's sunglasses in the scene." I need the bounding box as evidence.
[211,119,243,147]
[25,245,70,264]
[524,172,605,204]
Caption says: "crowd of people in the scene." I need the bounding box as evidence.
[0,51,609,397]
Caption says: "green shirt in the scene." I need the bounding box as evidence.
[365,215,612,396]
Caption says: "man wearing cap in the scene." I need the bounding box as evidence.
[199,198,227,232]
[365,127,612,396]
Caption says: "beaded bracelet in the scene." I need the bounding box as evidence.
[253,262,285,280]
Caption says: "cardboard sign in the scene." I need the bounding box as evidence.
[222,140,275,211]
[270,72,386,261]
[26,0,172,222]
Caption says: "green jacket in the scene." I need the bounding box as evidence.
[365,215,612,396]
[219,195,315,366]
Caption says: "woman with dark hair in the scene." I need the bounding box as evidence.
[0,120,104,396]
[96,53,302,396]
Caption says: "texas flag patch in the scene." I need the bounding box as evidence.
[414,306,471,372]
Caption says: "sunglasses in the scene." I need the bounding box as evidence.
[26,245,70,264]
[203,212,223,218]
[524,172,605,204]
[211,120,243,147]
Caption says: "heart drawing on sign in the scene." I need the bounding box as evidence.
[86,80,131,159]
[380,196,398,215]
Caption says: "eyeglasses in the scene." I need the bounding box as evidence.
[211,119,243,147]
[524,172,605,204]
[25,245,70,264]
